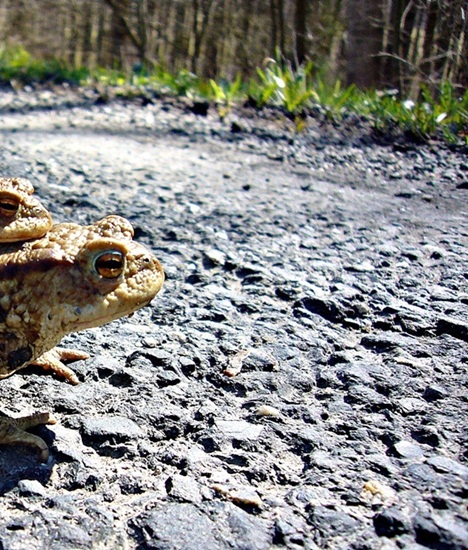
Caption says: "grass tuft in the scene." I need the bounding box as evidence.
[0,44,88,85]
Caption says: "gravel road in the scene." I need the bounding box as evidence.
[0,88,467,549]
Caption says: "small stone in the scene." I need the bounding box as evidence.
[432,513,468,548]
[346,384,391,408]
[189,101,209,116]
[423,385,449,401]
[366,453,398,476]
[404,463,437,484]
[413,512,468,549]
[119,473,148,495]
[255,405,281,417]
[155,369,181,388]
[231,122,243,133]
[373,508,410,537]
[215,501,272,549]
[413,514,441,547]
[361,333,412,352]
[242,350,279,372]
[18,479,47,497]
[398,397,427,415]
[212,484,263,509]
[274,510,307,546]
[142,337,159,348]
[411,426,440,447]
[215,420,263,440]
[436,316,468,342]
[308,505,360,536]
[144,349,173,367]
[204,249,226,266]
[132,503,221,549]
[390,440,425,459]
[223,349,250,377]
[82,415,143,440]
[166,474,203,504]
[429,285,457,301]
[51,424,85,462]
[294,297,345,323]
[427,456,468,478]
[361,480,397,504]
[65,462,102,491]
[346,260,375,272]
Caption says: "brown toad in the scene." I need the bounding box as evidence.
[0,215,164,460]
[0,177,53,242]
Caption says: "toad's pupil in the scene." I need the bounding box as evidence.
[95,252,124,278]
[0,199,19,217]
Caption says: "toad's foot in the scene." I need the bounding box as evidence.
[31,347,90,386]
[0,412,57,462]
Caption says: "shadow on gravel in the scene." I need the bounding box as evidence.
[0,442,54,495]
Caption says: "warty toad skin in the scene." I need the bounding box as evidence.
[0,215,164,460]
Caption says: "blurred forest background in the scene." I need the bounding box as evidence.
[0,0,466,95]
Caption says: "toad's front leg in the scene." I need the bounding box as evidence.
[31,347,90,385]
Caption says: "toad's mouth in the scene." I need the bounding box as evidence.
[70,296,156,332]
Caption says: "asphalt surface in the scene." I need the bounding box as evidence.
[0,88,467,549]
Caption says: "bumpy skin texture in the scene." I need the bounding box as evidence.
[0,177,53,242]
[0,215,164,460]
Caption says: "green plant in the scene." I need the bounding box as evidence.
[247,68,279,108]
[313,79,362,120]
[250,58,316,114]
[171,69,200,97]
[209,73,243,118]
[366,81,467,143]
[0,44,88,85]
[0,44,466,144]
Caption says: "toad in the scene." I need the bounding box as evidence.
[0,215,164,460]
[0,177,53,242]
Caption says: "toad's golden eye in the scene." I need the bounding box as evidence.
[0,197,19,218]
[94,251,125,278]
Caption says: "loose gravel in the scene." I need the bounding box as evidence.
[0,88,467,549]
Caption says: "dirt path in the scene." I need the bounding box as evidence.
[0,93,467,548]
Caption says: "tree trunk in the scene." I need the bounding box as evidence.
[104,0,157,69]
[294,0,308,66]
[345,0,384,88]
[190,0,216,74]
[277,0,286,56]
[81,1,93,68]
[96,1,106,66]
[110,8,127,68]
[270,0,278,53]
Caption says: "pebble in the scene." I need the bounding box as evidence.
[423,385,449,401]
[18,479,47,497]
[212,484,263,509]
[255,405,281,417]
[132,504,222,550]
[82,416,143,440]
[373,508,410,537]
[427,456,468,478]
[204,248,227,265]
[165,474,203,503]
[361,480,397,504]
[390,440,425,459]
[215,420,263,440]
[398,397,427,415]
[436,316,468,341]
